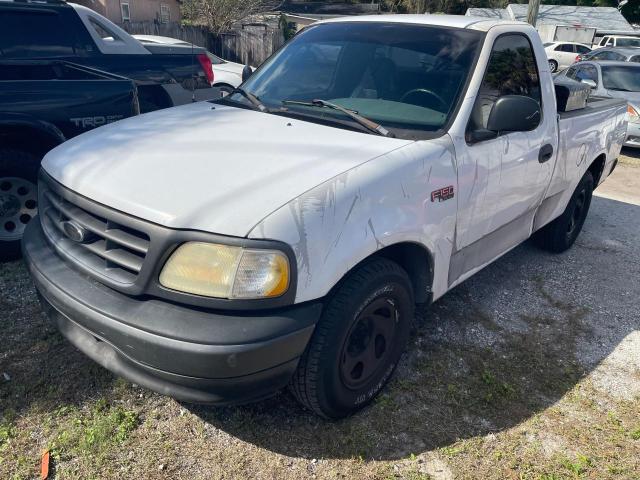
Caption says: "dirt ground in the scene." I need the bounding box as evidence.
[1,150,639,480]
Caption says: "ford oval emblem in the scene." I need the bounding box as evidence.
[62,221,92,244]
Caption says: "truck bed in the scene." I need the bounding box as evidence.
[0,60,139,140]
[0,60,134,82]
[558,97,627,120]
[535,95,628,232]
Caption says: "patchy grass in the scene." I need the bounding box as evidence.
[2,259,638,480]
[619,149,640,167]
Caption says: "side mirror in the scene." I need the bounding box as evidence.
[486,95,541,133]
[580,78,597,89]
[242,65,253,83]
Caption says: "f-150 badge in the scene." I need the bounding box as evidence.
[431,186,454,202]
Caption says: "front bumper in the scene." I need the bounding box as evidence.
[23,220,321,405]
[624,122,640,148]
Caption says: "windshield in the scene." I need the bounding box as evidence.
[220,22,484,139]
[616,38,640,47]
[602,65,640,91]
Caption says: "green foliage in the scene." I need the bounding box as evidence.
[560,453,594,476]
[279,13,297,41]
[49,401,139,461]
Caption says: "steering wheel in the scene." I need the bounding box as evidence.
[400,88,448,112]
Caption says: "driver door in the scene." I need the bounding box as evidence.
[451,34,555,283]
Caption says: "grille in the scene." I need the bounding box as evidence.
[39,178,150,285]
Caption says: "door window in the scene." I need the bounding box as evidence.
[565,66,578,79]
[555,44,574,52]
[575,45,591,54]
[617,38,640,47]
[594,51,625,61]
[89,18,122,42]
[575,65,598,85]
[469,34,541,131]
[0,10,78,57]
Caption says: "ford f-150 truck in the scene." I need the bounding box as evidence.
[23,15,627,419]
[1,60,139,260]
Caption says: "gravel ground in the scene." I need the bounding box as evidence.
[1,150,639,479]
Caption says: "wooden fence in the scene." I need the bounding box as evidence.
[121,21,284,66]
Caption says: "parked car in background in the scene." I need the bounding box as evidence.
[132,35,192,46]
[577,47,640,63]
[0,1,218,112]
[559,61,640,148]
[133,34,245,94]
[593,35,640,49]
[0,60,139,260]
[544,41,591,72]
[24,15,626,418]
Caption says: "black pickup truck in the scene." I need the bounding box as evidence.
[0,60,139,260]
[0,0,218,112]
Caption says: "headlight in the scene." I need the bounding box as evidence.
[159,242,290,299]
[627,105,640,124]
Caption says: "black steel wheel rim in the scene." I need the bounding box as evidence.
[567,188,586,236]
[339,296,400,389]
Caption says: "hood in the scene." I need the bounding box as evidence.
[43,102,412,237]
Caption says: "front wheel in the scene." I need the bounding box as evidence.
[0,149,40,261]
[290,258,414,419]
[533,170,593,253]
[549,60,558,73]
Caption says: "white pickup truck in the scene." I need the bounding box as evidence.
[23,15,626,419]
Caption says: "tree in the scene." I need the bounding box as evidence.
[182,0,283,33]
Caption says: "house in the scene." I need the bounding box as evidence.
[73,0,181,25]
[466,4,635,38]
[281,1,380,31]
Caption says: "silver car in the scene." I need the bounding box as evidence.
[559,61,640,148]
[579,46,640,63]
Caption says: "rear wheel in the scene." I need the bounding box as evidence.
[549,60,558,73]
[533,171,593,253]
[290,258,414,419]
[0,149,40,261]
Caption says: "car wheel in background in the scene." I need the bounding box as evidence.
[548,60,558,73]
[533,170,594,253]
[0,149,40,261]
[290,258,414,419]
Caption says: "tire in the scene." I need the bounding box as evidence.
[549,60,558,73]
[290,258,414,419]
[534,170,594,253]
[0,148,41,262]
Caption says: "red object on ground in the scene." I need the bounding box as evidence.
[40,449,50,480]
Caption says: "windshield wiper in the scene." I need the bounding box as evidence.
[230,87,268,112]
[282,99,393,137]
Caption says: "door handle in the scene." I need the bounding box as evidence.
[539,144,554,163]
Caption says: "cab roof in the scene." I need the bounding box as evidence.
[318,14,528,32]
